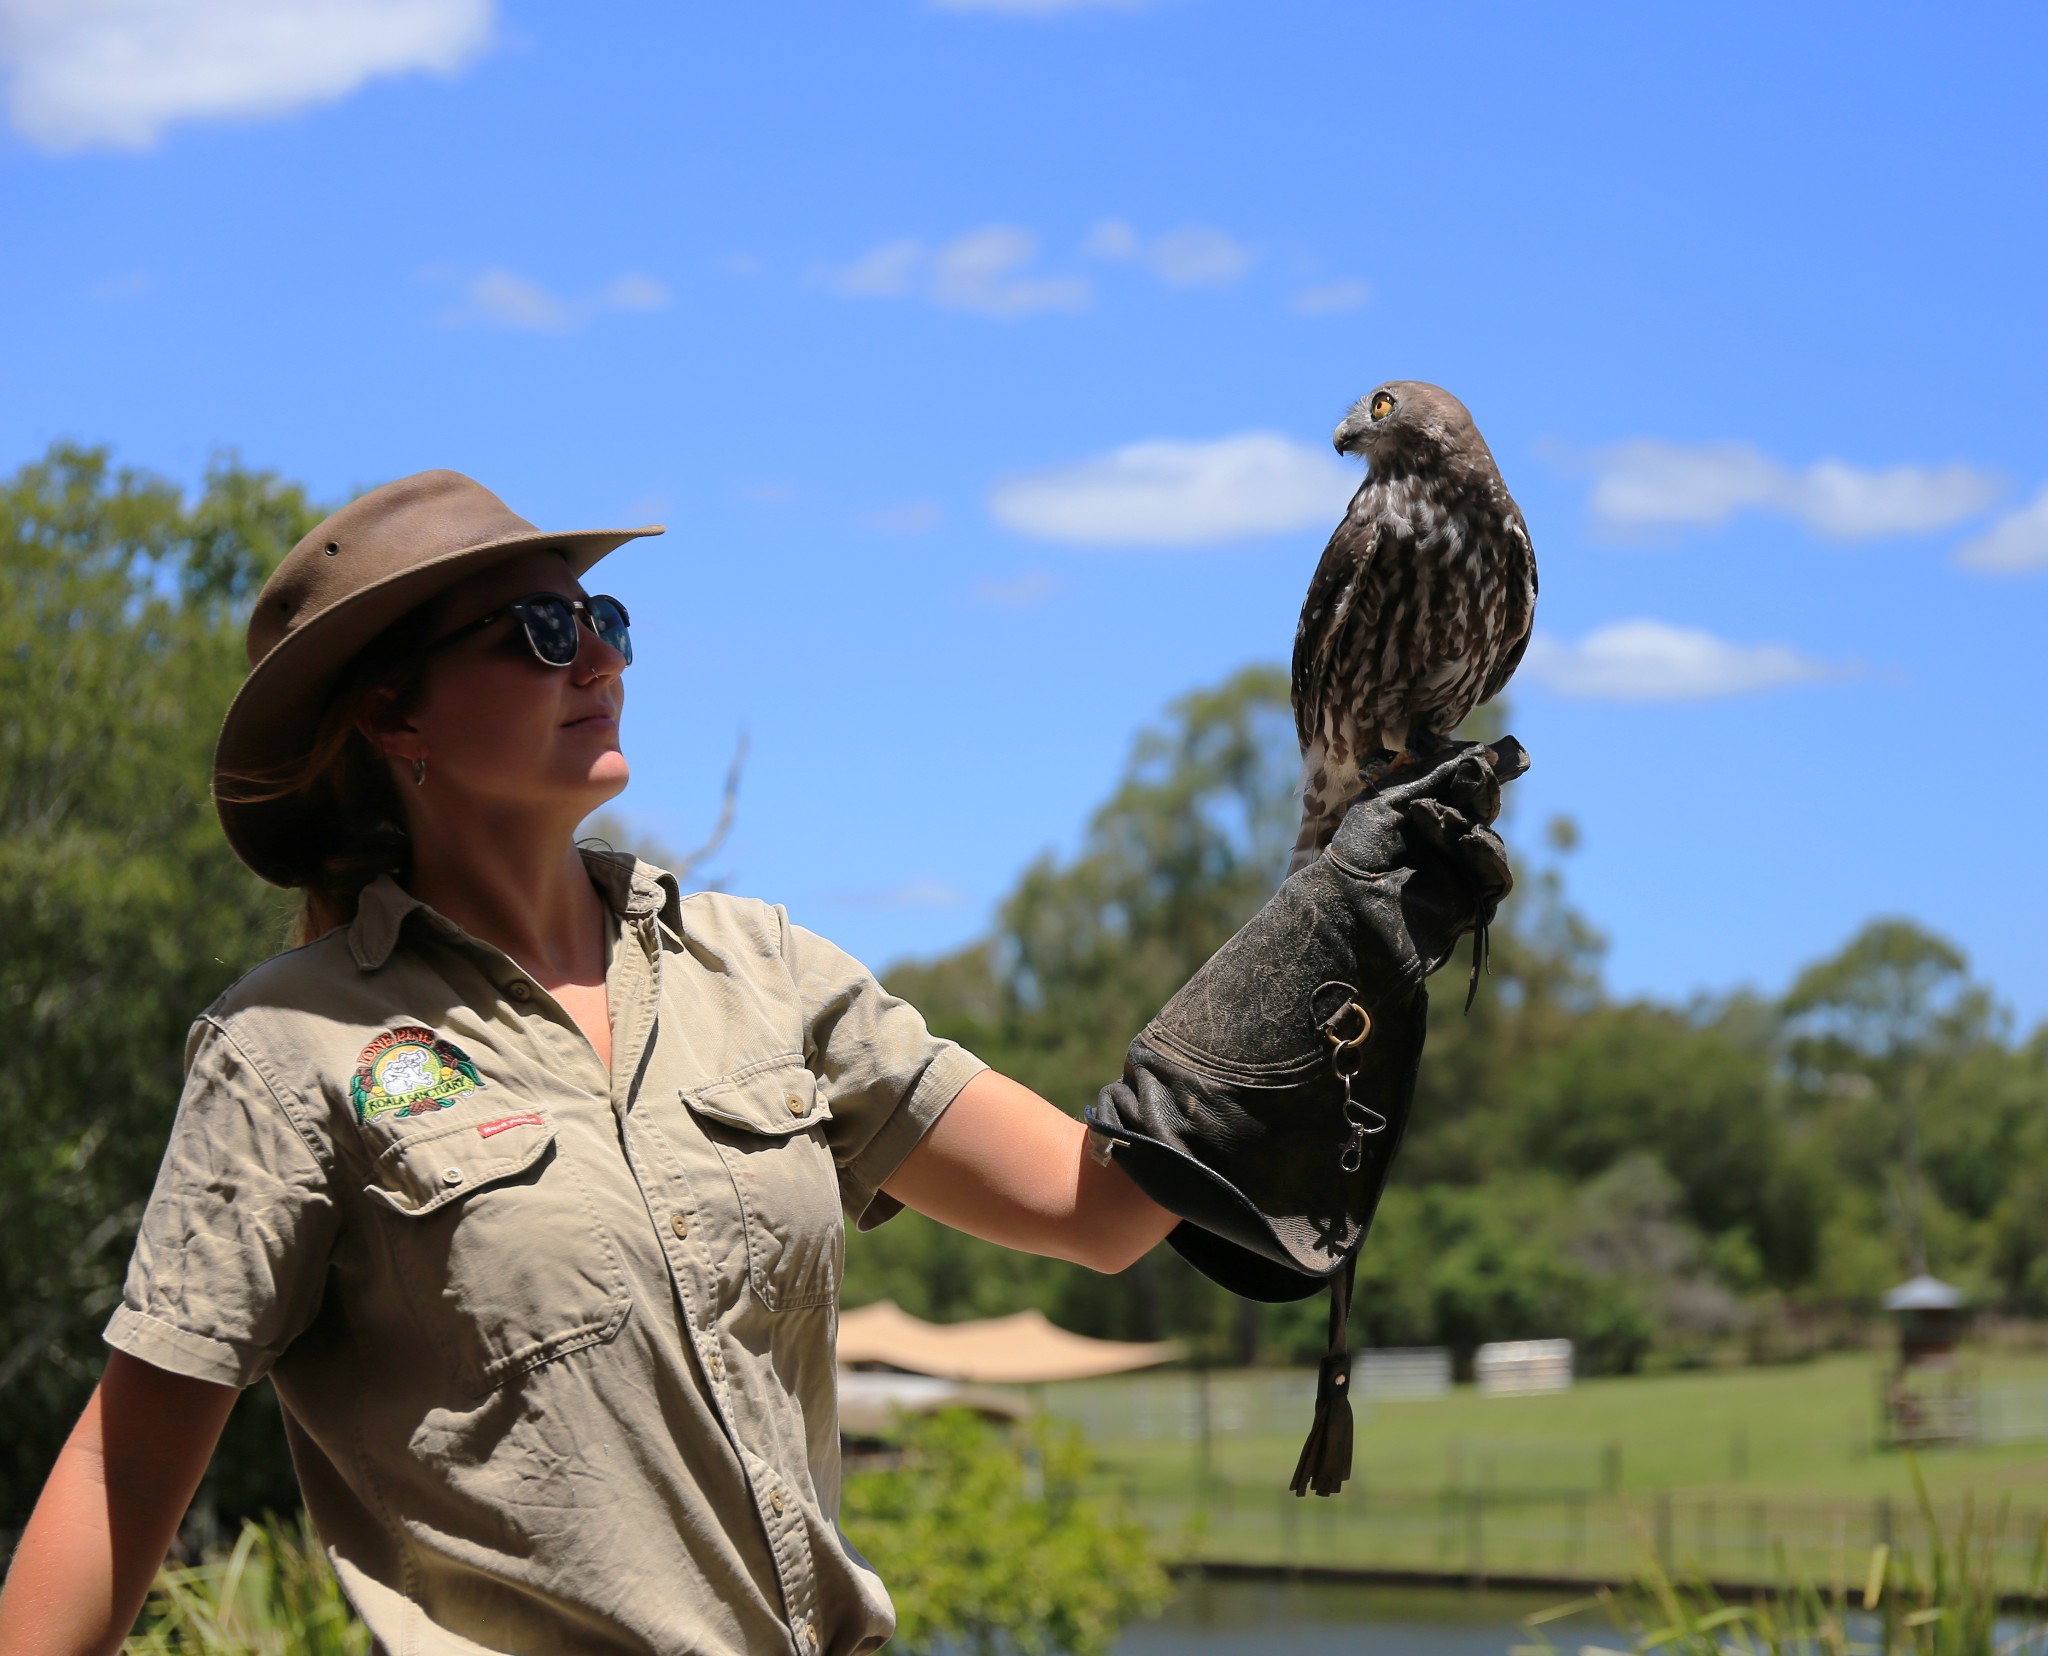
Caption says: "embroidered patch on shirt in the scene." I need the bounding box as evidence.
[350,1026,483,1124]
[478,1112,545,1139]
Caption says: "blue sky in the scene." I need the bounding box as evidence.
[5,0,2044,1024]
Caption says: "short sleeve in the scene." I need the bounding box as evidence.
[782,917,986,1230]
[103,1017,340,1389]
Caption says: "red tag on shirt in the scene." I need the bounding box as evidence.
[478,1113,545,1140]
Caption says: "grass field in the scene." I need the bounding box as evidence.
[1042,1353,2048,1588]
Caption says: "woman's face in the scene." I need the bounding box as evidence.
[381,550,630,824]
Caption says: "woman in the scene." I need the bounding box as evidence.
[0,470,1180,1656]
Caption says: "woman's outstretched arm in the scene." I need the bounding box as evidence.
[0,1351,238,1656]
[881,1069,1178,1273]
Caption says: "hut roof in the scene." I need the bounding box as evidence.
[1883,1273,1966,1311]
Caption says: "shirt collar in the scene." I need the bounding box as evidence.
[345,850,682,972]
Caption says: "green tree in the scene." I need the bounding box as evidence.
[0,443,318,1527]
[1782,920,2014,1290]
[840,1410,1168,1656]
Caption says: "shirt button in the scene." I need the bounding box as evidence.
[803,1623,819,1650]
[785,1093,806,1116]
[670,1212,689,1240]
[769,1488,785,1515]
[440,1166,464,1187]
[506,979,534,1001]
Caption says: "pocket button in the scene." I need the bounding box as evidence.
[785,1093,805,1116]
[440,1166,465,1187]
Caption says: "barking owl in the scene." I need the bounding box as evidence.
[1289,381,1537,874]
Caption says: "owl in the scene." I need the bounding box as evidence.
[1289,381,1537,874]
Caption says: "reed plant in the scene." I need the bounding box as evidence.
[123,1512,367,1656]
[1514,1463,2048,1656]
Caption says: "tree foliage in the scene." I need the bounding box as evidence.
[0,443,316,1527]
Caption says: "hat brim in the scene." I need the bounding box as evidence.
[214,524,659,886]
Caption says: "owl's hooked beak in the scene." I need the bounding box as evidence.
[1333,407,1372,457]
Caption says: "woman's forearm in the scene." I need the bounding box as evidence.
[0,1352,238,1656]
[882,1070,1178,1272]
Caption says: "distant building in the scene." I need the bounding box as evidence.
[1475,1339,1573,1396]
[1880,1274,1976,1448]
[1354,1347,1452,1400]
[1883,1273,1968,1367]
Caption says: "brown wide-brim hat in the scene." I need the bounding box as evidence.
[214,468,662,885]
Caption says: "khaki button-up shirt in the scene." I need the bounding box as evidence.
[105,851,985,1656]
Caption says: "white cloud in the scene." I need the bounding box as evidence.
[1524,620,1843,701]
[990,432,1354,547]
[1586,439,2002,541]
[90,269,150,299]
[931,226,1091,317]
[972,570,1058,608]
[830,878,969,909]
[436,266,669,332]
[822,237,923,299]
[931,0,1146,12]
[1082,218,1255,289]
[598,272,668,312]
[861,501,942,533]
[1954,485,2048,574]
[815,226,1090,319]
[0,0,491,153]
[1290,277,1371,316]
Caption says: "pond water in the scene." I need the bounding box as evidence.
[1114,1577,1612,1654]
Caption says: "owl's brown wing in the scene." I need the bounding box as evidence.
[1476,504,1538,705]
[1291,492,1381,751]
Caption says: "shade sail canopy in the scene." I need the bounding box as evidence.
[837,1300,1180,1383]
[837,1372,1033,1436]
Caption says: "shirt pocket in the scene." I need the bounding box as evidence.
[362,1112,632,1392]
[683,1057,843,1311]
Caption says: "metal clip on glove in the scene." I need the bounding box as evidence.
[1084,737,1525,1497]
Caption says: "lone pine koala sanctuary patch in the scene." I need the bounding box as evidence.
[350,1026,484,1123]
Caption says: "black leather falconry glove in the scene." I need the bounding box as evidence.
[1084,738,1524,1496]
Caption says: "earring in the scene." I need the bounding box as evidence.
[412,757,427,787]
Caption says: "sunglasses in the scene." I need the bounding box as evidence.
[429,593,633,668]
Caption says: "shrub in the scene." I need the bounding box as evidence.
[841,1409,1170,1656]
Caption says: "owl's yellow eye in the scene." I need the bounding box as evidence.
[1370,392,1394,420]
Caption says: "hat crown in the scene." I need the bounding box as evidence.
[249,470,539,667]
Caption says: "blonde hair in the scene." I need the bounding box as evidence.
[215,604,443,945]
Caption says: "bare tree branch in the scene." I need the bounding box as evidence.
[669,729,748,885]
